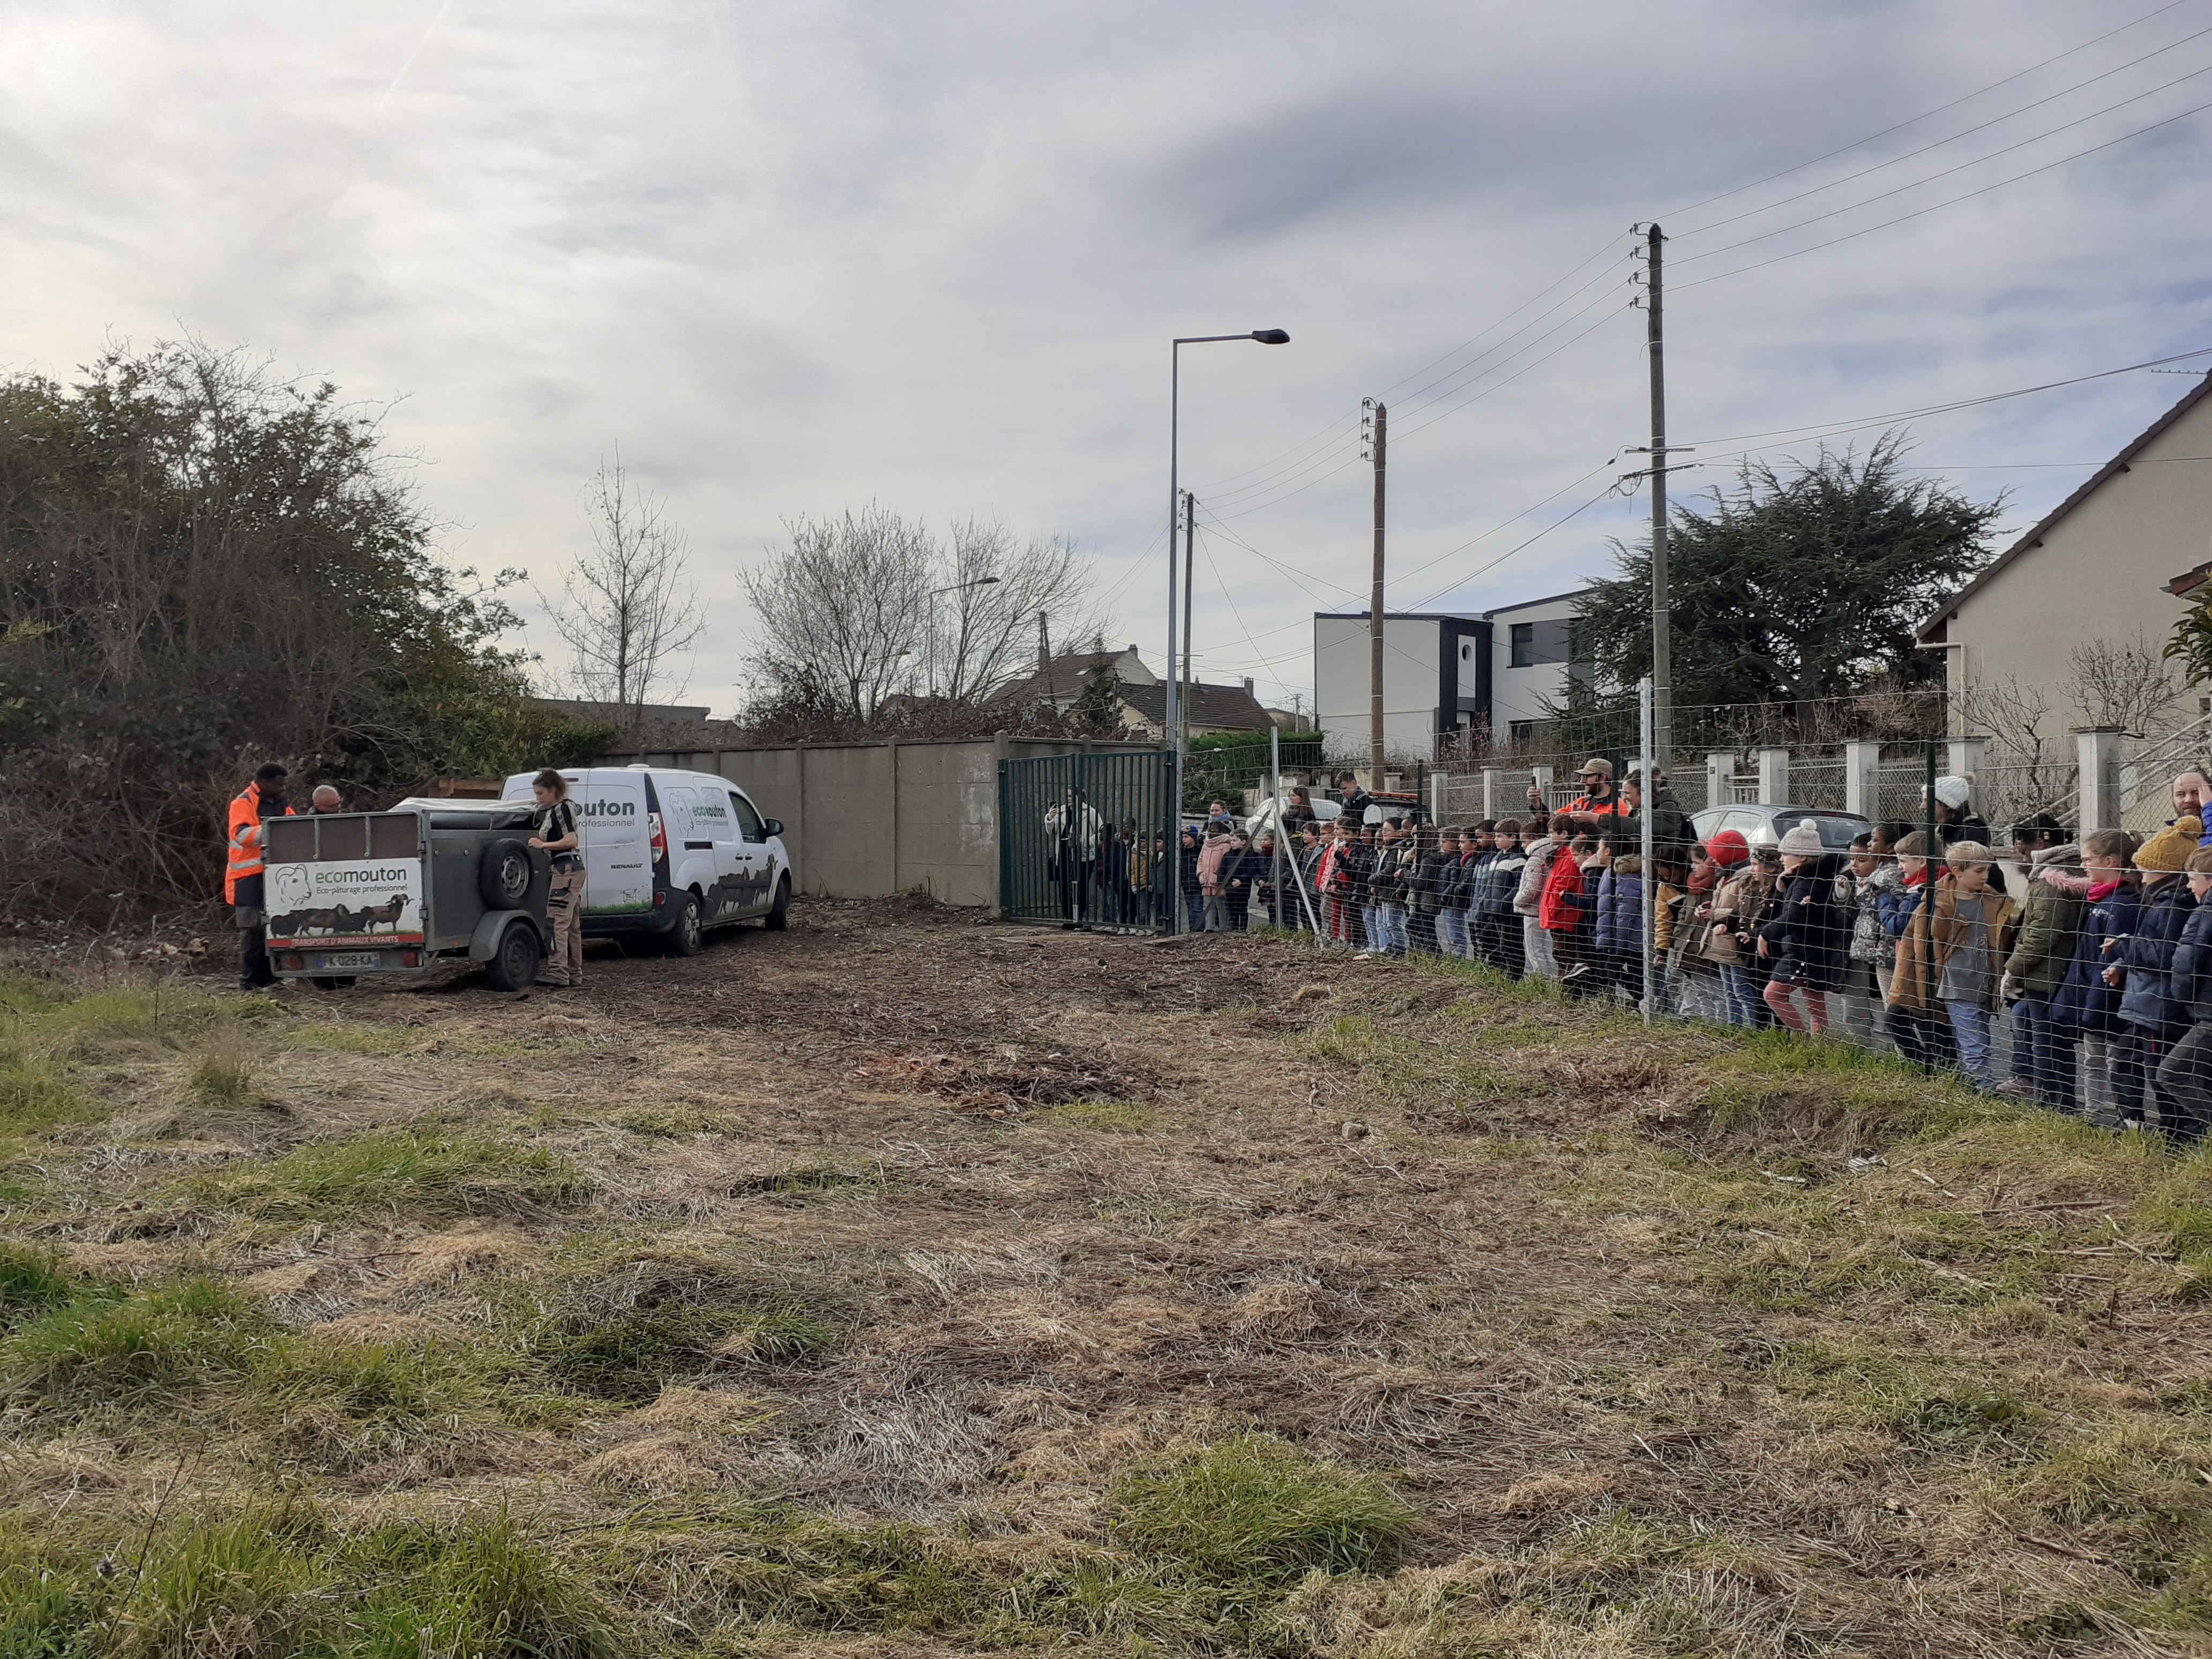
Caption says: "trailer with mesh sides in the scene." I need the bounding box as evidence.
[260,802,552,991]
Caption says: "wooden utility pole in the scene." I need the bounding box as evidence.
[1366,400,1387,790]
[1038,610,1053,701]
[1646,223,1672,771]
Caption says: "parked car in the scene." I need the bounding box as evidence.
[500,765,792,953]
[1243,796,1342,842]
[1690,804,1871,851]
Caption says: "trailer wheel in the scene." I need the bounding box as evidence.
[663,891,704,956]
[484,920,543,991]
[764,875,790,931]
[479,839,534,909]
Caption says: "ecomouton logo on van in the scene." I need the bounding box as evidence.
[582,800,637,817]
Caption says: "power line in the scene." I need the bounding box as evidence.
[1671,14,2212,240]
[1675,57,2212,272]
[1662,0,2196,220]
[1676,89,2212,294]
[1673,346,2212,450]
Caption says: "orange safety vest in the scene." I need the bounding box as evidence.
[225,782,294,903]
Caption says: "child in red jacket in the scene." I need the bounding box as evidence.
[1543,833,1597,993]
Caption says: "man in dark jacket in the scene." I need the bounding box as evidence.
[2153,847,2212,1143]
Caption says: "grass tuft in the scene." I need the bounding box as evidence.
[3,1279,282,1404]
[178,1128,588,1222]
[1107,1431,1414,1586]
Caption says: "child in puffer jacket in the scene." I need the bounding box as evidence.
[1594,853,1646,1003]
[1479,820,1529,978]
[2104,816,2200,1132]
[1515,819,1561,982]
[2050,828,2140,1125]
[2152,846,2212,1145]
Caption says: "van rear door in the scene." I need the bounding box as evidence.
[577,773,650,915]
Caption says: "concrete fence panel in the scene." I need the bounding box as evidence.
[604,736,1155,909]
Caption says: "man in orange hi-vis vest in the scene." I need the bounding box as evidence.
[227,763,294,990]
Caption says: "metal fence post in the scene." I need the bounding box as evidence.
[1843,739,1880,819]
[1639,677,1655,1027]
[1755,747,1790,805]
[2076,727,2124,833]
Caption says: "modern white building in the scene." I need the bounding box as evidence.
[1312,586,1589,760]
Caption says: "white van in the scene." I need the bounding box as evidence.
[500,766,793,954]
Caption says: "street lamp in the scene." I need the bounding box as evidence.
[925,574,1000,699]
[1166,328,1288,933]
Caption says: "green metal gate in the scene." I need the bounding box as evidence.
[999,750,1176,932]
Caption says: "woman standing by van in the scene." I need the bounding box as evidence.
[528,769,585,988]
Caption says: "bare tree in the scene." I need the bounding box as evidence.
[544,453,704,728]
[2064,634,2185,735]
[742,505,935,722]
[931,519,1107,701]
[742,506,1109,723]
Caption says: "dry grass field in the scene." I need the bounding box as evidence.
[3,896,2211,1657]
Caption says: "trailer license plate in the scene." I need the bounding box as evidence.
[316,952,382,971]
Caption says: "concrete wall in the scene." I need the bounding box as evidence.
[606,736,1152,908]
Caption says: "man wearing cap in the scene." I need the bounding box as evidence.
[1531,758,1633,834]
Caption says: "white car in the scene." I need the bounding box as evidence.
[501,765,793,955]
[1243,796,1343,843]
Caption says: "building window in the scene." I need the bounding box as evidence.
[1508,720,1534,745]
[1509,619,1573,668]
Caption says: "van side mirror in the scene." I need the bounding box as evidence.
[762,818,783,839]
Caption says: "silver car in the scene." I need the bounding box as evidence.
[1690,804,1871,852]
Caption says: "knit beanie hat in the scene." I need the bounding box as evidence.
[1706,829,1750,869]
[1777,824,1825,857]
[1932,775,1972,810]
[2134,816,2202,874]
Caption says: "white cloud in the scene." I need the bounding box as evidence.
[4,0,2209,714]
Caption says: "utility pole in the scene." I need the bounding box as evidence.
[1180,490,1198,759]
[1038,610,1053,703]
[1645,223,1672,772]
[1364,399,1387,791]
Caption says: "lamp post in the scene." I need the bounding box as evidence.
[1167,327,1289,933]
[925,574,1000,699]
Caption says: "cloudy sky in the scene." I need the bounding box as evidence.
[6,0,2212,716]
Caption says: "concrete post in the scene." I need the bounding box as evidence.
[1481,768,1502,821]
[1430,771,1446,826]
[2076,727,2124,833]
[1755,748,1790,806]
[1946,736,1990,813]
[1843,739,1881,819]
[885,738,901,896]
[1705,752,1736,813]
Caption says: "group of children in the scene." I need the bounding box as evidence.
[1269,775,2212,1145]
